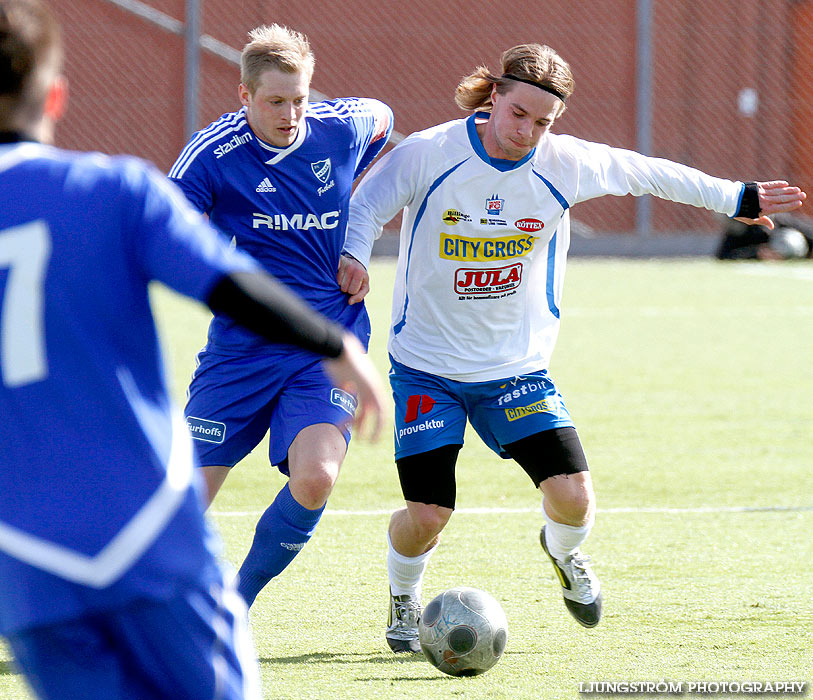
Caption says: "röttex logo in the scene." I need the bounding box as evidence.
[514,218,544,233]
[404,394,435,423]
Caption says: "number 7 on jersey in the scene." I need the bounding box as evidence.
[0,220,51,388]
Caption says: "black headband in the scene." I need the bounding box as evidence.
[501,73,566,102]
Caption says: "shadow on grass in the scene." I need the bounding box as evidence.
[258,651,520,683]
[260,651,428,667]
[260,652,457,684]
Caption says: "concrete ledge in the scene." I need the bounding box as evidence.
[568,232,719,257]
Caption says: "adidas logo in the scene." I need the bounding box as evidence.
[255,177,277,193]
[280,542,305,551]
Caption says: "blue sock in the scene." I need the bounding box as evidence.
[236,483,325,607]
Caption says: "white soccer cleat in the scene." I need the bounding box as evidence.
[386,588,422,653]
[540,525,602,628]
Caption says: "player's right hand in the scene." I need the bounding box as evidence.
[323,332,385,440]
[337,254,370,304]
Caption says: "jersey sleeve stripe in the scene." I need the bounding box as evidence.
[545,229,561,319]
[170,111,242,171]
[307,99,374,119]
[393,158,470,335]
[169,112,247,179]
[531,169,571,210]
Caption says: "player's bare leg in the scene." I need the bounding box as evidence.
[200,465,231,506]
[540,471,594,526]
[286,423,346,509]
[538,471,602,627]
[386,502,453,653]
[389,502,451,556]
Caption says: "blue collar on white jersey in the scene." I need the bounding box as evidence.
[466,112,536,172]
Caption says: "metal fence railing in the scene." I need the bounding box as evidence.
[52,0,813,239]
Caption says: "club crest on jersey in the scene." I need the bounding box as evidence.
[311,158,332,183]
[485,194,504,216]
[310,158,335,196]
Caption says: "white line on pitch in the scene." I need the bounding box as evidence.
[565,305,813,317]
[210,504,813,518]
[735,266,813,281]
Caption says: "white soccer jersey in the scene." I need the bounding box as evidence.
[346,113,744,382]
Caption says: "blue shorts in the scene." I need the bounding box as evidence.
[185,350,357,473]
[6,579,260,700]
[390,358,574,460]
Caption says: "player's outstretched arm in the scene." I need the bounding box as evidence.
[734,180,807,229]
[207,270,384,438]
[337,253,370,305]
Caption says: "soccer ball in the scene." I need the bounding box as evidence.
[769,227,809,259]
[418,586,508,676]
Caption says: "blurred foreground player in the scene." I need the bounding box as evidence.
[169,24,392,608]
[0,2,384,698]
[344,42,806,651]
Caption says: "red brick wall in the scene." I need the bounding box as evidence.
[49,0,812,235]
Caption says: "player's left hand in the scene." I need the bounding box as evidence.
[338,254,369,304]
[734,180,807,229]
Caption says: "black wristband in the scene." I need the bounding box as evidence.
[735,182,761,219]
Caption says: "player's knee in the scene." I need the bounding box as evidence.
[407,504,452,541]
[564,493,594,525]
[290,465,339,509]
[544,485,594,526]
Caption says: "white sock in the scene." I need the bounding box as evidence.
[542,506,594,562]
[387,531,435,599]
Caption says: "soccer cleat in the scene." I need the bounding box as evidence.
[386,588,422,653]
[539,525,602,628]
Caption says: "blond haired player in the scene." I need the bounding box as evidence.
[169,24,392,609]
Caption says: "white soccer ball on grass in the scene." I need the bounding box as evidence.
[418,586,508,676]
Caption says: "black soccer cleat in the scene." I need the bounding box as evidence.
[540,525,602,628]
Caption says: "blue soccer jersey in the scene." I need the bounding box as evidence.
[0,142,257,635]
[169,97,393,355]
